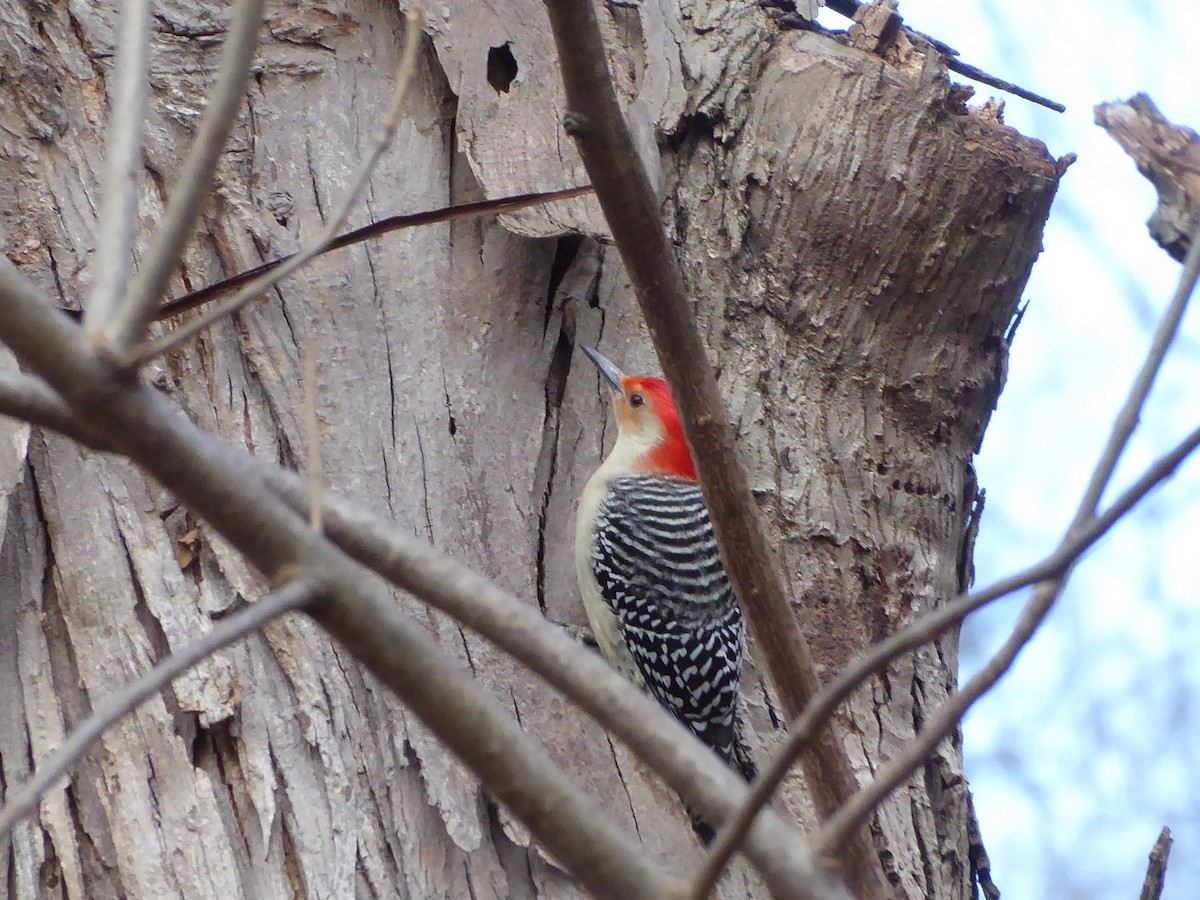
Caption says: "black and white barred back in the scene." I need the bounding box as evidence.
[591,473,754,780]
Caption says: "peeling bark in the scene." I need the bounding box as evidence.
[0,0,1061,896]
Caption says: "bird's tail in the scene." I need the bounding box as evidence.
[688,715,756,845]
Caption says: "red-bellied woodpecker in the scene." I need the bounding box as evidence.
[574,345,755,841]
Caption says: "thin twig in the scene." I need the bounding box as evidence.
[1076,223,1200,523]
[103,0,266,355]
[0,365,835,899]
[84,0,152,332]
[140,187,592,322]
[815,576,1048,852]
[0,578,318,841]
[541,0,883,893]
[129,11,424,364]
[57,187,595,324]
[943,57,1064,113]
[1140,827,1173,900]
[823,0,1064,112]
[691,419,1200,897]
[813,220,1200,858]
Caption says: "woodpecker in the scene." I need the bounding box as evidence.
[574,346,755,841]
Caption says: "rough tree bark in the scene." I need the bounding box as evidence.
[0,0,1063,897]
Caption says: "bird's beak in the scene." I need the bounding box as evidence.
[582,346,624,394]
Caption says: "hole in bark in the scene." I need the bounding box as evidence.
[487,44,518,93]
[547,234,583,304]
[178,711,206,766]
[444,386,457,438]
[545,234,584,329]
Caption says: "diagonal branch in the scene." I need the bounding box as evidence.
[128,11,425,364]
[942,55,1064,112]
[813,218,1200,858]
[540,1,884,893]
[58,187,595,324]
[101,0,265,356]
[0,578,317,841]
[84,0,152,332]
[126,187,592,323]
[1073,221,1200,524]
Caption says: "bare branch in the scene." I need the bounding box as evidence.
[1140,827,1173,900]
[813,219,1200,858]
[130,11,424,364]
[0,578,318,841]
[84,0,152,332]
[252,460,838,900]
[541,0,882,892]
[1075,224,1200,523]
[102,0,265,355]
[693,418,1200,896]
[0,258,681,900]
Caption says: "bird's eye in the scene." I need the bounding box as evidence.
[629,393,644,408]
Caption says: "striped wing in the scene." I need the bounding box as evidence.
[592,474,745,763]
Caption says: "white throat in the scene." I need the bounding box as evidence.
[595,417,665,481]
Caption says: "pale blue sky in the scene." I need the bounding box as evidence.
[818,3,1200,896]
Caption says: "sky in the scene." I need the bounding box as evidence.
[818,2,1200,897]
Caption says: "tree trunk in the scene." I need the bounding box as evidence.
[0,0,1062,897]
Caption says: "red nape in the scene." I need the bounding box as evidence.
[624,376,698,481]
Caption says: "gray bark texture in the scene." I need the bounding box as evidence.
[0,0,1063,897]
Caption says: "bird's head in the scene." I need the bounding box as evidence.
[582,346,697,481]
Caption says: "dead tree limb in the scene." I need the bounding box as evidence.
[1139,827,1173,900]
[1097,94,1200,261]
